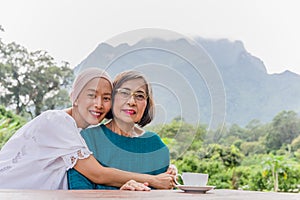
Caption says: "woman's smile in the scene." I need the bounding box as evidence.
[122,109,136,115]
[89,110,103,117]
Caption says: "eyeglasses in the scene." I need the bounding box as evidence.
[116,88,148,101]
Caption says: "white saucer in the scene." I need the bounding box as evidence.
[176,185,215,193]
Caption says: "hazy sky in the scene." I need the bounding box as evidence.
[1,0,299,74]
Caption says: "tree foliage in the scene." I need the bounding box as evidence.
[262,155,287,192]
[265,111,300,151]
[0,40,74,118]
[0,106,26,149]
[148,118,206,159]
[151,111,300,192]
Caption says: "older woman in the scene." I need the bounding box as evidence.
[68,70,176,190]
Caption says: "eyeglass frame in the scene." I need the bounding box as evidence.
[115,88,148,101]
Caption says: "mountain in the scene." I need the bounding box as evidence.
[75,37,300,127]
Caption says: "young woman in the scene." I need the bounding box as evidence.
[68,70,177,190]
[0,68,174,190]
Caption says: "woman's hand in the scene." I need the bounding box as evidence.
[120,180,151,191]
[149,173,175,189]
[166,164,178,176]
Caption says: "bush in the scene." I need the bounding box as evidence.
[0,106,26,149]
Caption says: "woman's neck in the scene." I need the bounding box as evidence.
[65,107,87,129]
[109,119,142,137]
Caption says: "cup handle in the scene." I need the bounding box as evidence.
[174,174,183,185]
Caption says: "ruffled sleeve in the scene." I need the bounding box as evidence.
[62,149,91,170]
[33,110,92,170]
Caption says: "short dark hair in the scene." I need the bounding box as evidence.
[105,70,154,127]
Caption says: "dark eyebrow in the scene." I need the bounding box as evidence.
[136,90,145,93]
[103,92,112,96]
[135,89,146,94]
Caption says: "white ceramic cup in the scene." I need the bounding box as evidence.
[175,172,208,186]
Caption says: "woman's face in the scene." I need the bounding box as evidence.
[113,78,147,125]
[75,77,112,128]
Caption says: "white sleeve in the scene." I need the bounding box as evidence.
[33,111,92,170]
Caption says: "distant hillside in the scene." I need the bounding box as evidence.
[196,37,300,126]
[75,37,300,127]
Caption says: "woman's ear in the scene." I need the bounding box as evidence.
[73,101,78,106]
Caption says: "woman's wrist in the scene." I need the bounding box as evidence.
[143,174,155,187]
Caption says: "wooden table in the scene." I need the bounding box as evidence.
[0,189,299,200]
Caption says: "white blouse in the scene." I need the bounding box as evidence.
[0,110,92,189]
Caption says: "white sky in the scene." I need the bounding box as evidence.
[1,0,299,74]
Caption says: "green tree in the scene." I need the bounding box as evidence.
[201,143,244,168]
[244,119,267,142]
[0,41,73,118]
[265,111,300,151]
[204,124,227,144]
[0,106,26,148]
[291,135,300,151]
[44,89,71,110]
[262,155,287,192]
[221,145,244,168]
[240,141,266,156]
[149,118,206,159]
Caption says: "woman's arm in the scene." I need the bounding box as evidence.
[74,155,174,189]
